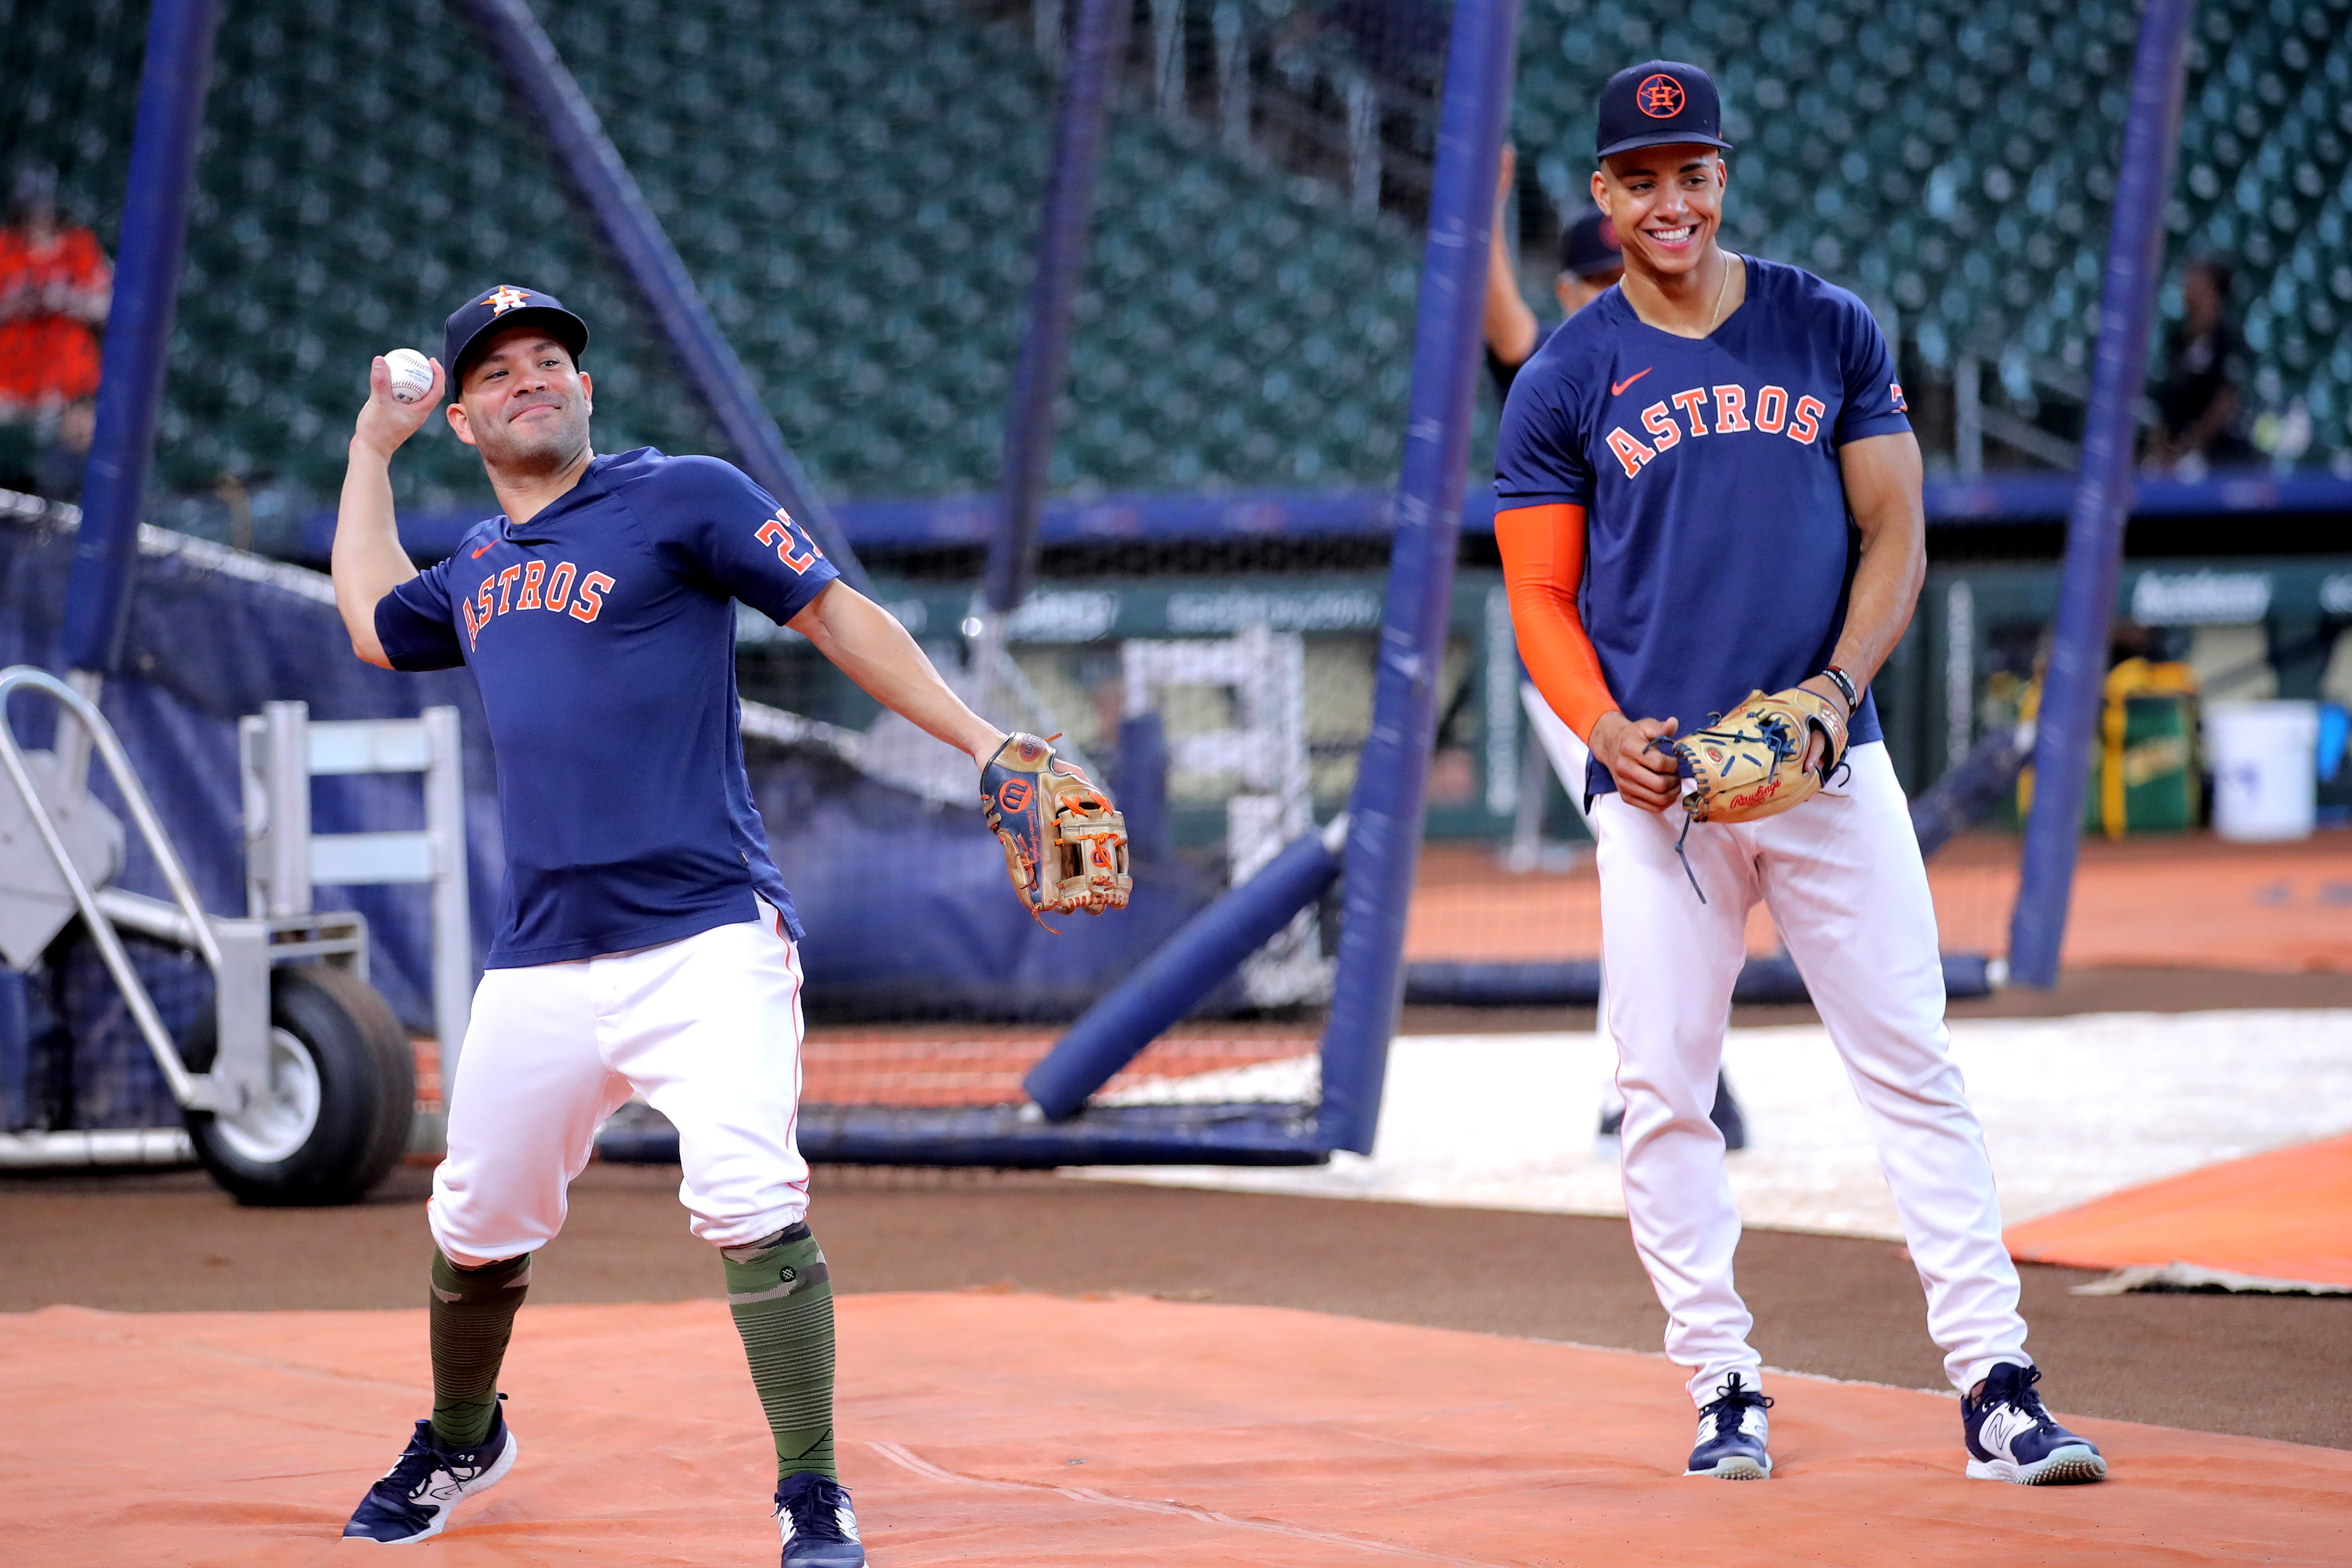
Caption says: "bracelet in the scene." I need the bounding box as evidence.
[1822,665,1860,710]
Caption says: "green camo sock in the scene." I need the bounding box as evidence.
[723,1221,837,1482]
[428,1248,530,1450]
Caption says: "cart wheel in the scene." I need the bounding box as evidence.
[182,965,414,1207]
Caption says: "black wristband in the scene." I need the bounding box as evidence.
[1822,665,1860,710]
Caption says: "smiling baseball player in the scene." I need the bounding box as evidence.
[1493,64,2108,1487]
[326,285,1117,1562]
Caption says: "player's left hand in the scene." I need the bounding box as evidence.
[979,733,1131,931]
[1796,674,1855,774]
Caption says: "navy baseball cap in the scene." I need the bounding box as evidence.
[443,284,589,385]
[1560,208,1625,278]
[1595,60,1733,161]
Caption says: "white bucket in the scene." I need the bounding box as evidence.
[2206,700,2320,842]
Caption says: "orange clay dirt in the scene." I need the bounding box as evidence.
[8,1290,2350,1567]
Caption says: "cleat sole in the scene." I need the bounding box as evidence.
[1966,1444,2106,1486]
[1685,1456,1770,1480]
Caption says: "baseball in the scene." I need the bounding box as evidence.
[384,347,433,404]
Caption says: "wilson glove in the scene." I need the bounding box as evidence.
[979,732,1132,929]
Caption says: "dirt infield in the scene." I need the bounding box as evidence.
[9,1292,2347,1566]
[4,1163,2345,1450]
[1406,829,2352,973]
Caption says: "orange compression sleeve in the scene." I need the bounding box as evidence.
[1495,503,1616,743]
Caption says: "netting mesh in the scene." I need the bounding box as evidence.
[0,0,1495,1129]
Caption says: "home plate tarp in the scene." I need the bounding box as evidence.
[4,1293,2348,1566]
[2007,1131,2352,1291]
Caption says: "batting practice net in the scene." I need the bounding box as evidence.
[0,0,1503,1152]
[8,0,2349,1151]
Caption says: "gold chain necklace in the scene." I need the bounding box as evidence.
[1708,251,1736,333]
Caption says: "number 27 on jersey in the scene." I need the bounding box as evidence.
[755,507,825,574]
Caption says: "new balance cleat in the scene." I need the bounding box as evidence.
[342,1404,519,1544]
[1685,1371,1773,1479]
[1963,1363,2108,1485]
[776,1471,864,1567]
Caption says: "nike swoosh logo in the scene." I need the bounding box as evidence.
[471,542,495,558]
[1611,368,1652,397]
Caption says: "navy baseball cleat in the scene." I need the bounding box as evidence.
[1963,1363,2108,1484]
[342,1403,518,1543]
[1685,1371,1773,1479]
[776,1471,865,1566]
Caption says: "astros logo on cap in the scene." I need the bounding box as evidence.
[1636,74,1685,117]
[482,285,530,315]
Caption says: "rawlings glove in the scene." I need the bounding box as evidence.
[1663,684,1849,825]
[980,732,1131,929]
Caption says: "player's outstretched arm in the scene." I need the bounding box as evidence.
[332,355,444,668]
[788,583,1005,767]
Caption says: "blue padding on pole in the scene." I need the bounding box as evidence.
[597,1100,1336,1170]
[62,0,224,677]
[600,1101,1330,1169]
[985,0,1130,616]
[1022,827,1341,1121]
[2008,0,2194,990]
[1111,711,1172,864]
[1316,0,1518,1156]
[458,0,870,596]
[1400,952,1997,1007]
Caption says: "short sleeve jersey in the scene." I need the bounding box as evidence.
[374,448,839,966]
[1493,258,1911,798]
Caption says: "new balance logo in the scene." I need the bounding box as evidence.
[1977,1403,2038,1455]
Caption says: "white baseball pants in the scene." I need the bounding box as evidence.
[1592,743,2029,1404]
[429,901,812,1264]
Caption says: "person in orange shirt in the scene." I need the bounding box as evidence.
[0,164,113,417]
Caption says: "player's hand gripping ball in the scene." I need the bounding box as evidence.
[1661,685,1848,824]
[980,732,1131,931]
[384,348,434,404]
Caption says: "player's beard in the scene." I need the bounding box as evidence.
[478,394,591,480]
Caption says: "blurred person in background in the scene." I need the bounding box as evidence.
[2147,257,2256,476]
[0,163,113,500]
[1484,145,1625,399]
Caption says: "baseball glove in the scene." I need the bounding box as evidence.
[980,732,1131,930]
[1663,685,1849,825]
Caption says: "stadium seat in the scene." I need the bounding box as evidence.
[6,0,2347,517]
[1505,0,2349,462]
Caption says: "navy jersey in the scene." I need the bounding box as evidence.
[375,448,840,967]
[1494,258,1911,797]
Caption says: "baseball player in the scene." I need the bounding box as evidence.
[326,286,1020,1563]
[1493,63,2109,1487]
[1483,146,1746,1152]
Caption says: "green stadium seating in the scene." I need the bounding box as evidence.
[1514,0,2352,465]
[0,0,1419,516]
[3,0,2346,528]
